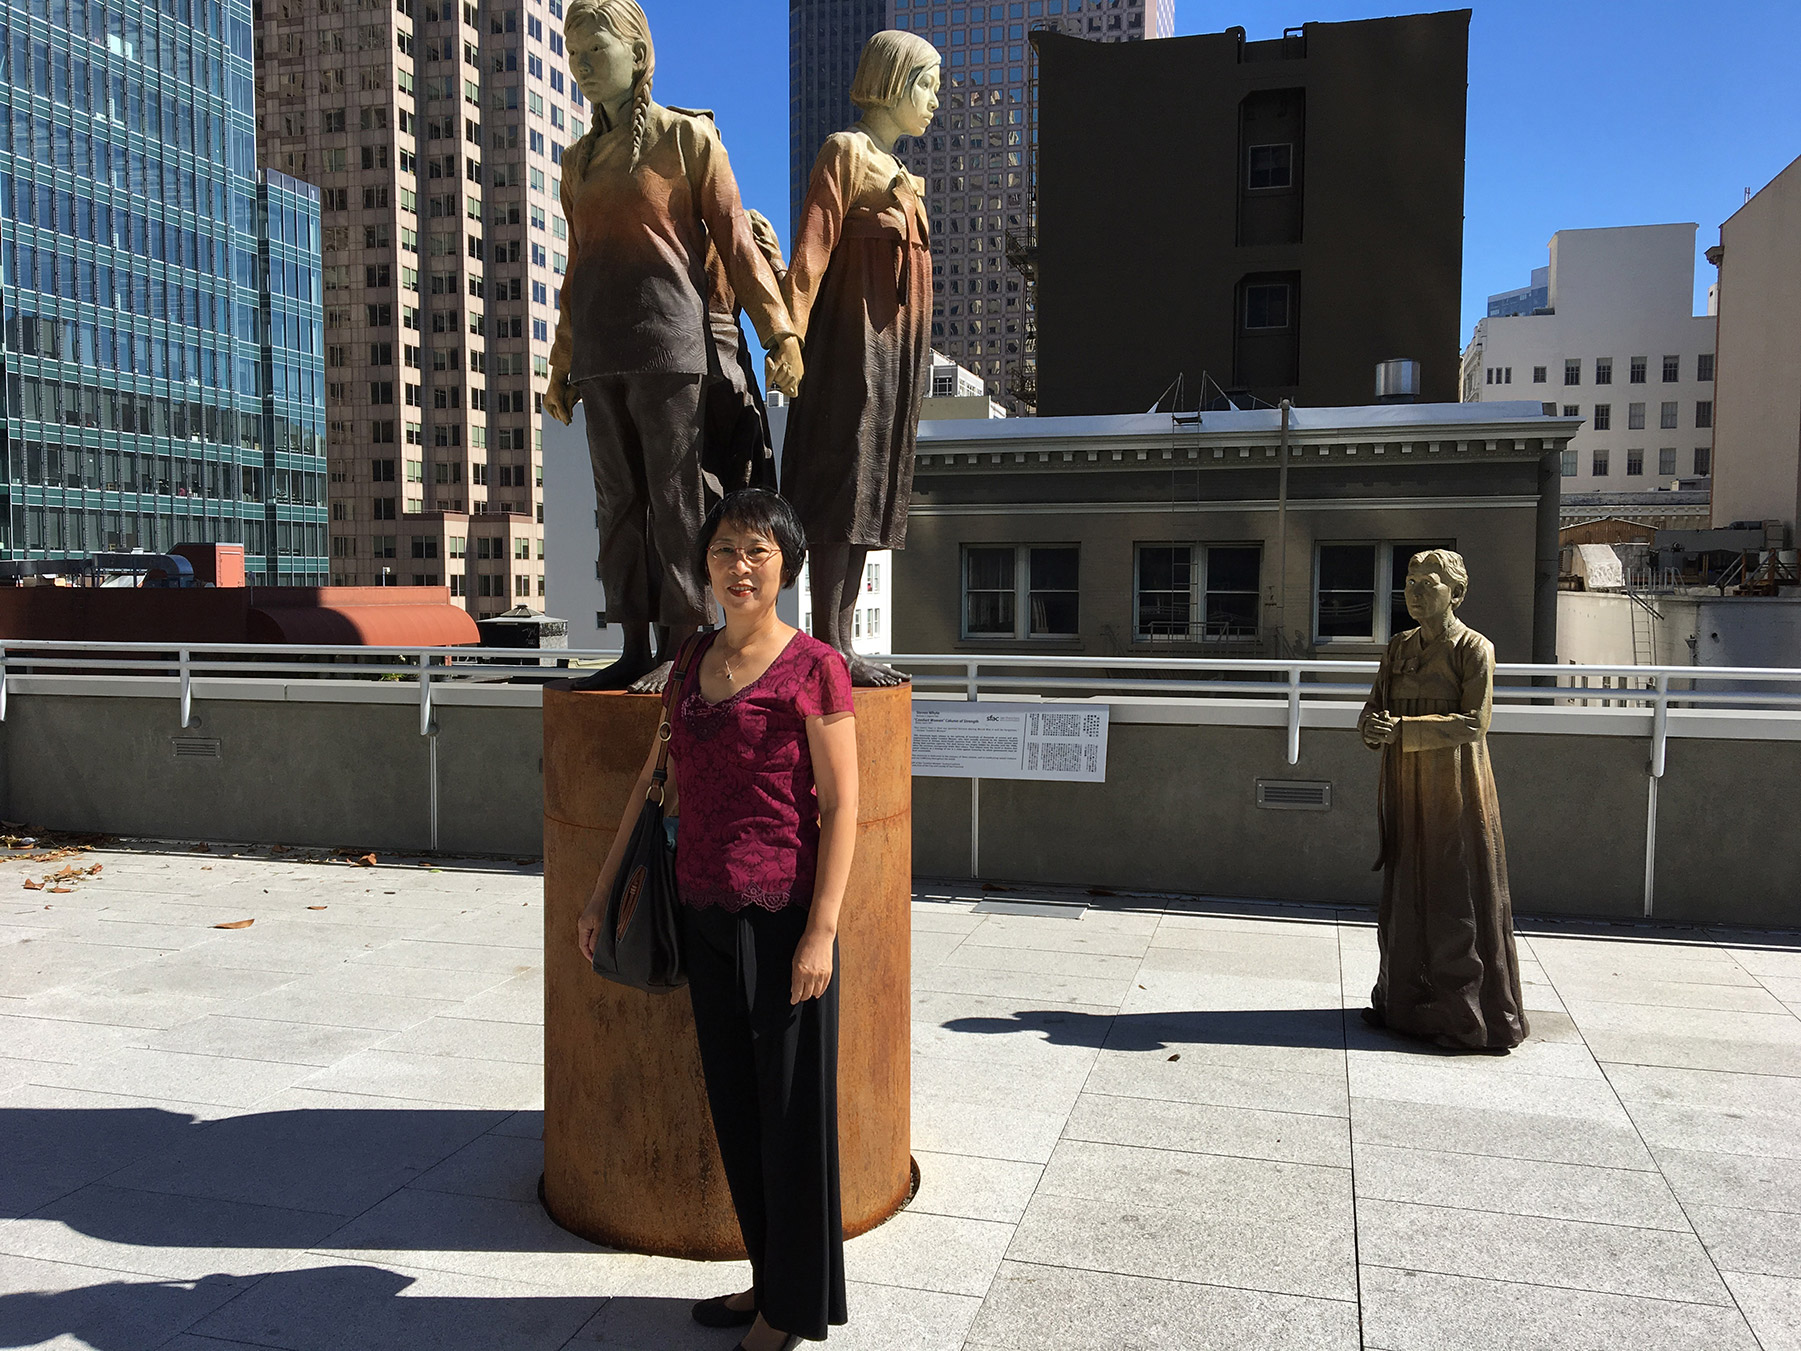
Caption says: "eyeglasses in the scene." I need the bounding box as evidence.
[707,544,780,567]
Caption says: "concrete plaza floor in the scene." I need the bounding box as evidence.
[1,844,1799,1351]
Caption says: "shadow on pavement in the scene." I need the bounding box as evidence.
[940,1005,1436,1053]
[0,1266,697,1351]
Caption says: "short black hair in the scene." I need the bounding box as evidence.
[696,489,808,590]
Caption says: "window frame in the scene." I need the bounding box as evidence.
[960,543,1081,642]
[1243,282,1291,331]
[1311,541,1452,647]
[1245,141,1294,191]
[1132,542,1264,645]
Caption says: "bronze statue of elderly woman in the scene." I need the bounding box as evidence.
[1358,549,1530,1053]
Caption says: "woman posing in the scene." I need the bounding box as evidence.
[578,489,858,1349]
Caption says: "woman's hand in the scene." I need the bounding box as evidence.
[791,926,835,1004]
[576,894,605,965]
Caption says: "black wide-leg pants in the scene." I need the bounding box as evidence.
[682,902,848,1341]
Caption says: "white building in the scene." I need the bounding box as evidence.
[1461,225,1717,518]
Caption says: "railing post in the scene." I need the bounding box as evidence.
[419,652,434,738]
[0,646,8,723]
[965,659,978,703]
[179,648,192,729]
[1643,672,1671,918]
[1286,664,1302,766]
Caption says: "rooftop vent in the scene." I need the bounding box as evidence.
[1375,359,1421,404]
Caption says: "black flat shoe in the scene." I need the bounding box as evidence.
[691,1295,756,1328]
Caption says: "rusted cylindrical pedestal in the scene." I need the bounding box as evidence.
[542,683,912,1259]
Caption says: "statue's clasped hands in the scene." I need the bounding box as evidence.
[544,366,576,426]
[1363,712,1402,750]
[766,334,804,399]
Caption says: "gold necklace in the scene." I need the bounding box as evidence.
[719,638,749,684]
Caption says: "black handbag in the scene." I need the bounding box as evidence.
[590,637,701,993]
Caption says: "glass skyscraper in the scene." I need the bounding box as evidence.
[789,0,888,246]
[0,0,326,583]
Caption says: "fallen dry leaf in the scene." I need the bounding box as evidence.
[212,919,255,930]
[351,853,377,867]
[190,843,212,853]
[1167,1054,1181,1062]
[307,905,327,911]
[22,879,42,890]
[47,887,72,894]
[200,866,214,871]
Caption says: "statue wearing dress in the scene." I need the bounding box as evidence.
[545,0,803,692]
[779,30,941,687]
[1358,550,1530,1053]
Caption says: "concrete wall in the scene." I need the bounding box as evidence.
[1560,592,1801,670]
[6,678,1795,927]
[1711,154,1801,532]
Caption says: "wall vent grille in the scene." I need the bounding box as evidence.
[1255,779,1331,811]
[171,737,222,760]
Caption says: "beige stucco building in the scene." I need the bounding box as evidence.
[897,402,1581,665]
[1709,153,1801,536]
[254,0,579,614]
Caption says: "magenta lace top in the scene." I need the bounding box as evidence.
[671,630,855,912]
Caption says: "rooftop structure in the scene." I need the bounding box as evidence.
[1461,225,1718,508]
[898,400,1578,663]
[1033,12,1471,417]
[1487,264,1550,318]
[0,0,328,584]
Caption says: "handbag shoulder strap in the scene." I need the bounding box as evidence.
[647,633,706,804]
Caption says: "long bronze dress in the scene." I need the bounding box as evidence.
[779,130,932,550]
[1358,620,1529,1051]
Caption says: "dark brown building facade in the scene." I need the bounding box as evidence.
[1034,11,1470,416]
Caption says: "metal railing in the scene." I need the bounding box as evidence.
[5,639,1800,918]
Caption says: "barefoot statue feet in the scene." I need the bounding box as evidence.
[847,655,910,688]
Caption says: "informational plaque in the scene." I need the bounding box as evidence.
[912,701,1109,782]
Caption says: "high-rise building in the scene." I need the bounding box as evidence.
[1462,225,1716,515]
[1033,13,1471,416]
[789,0,887,244]
[255,0,578,612]
[0,0,327,578]
[888,0,1174,412]
[1488,265,1549,319]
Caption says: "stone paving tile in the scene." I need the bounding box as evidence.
[907,1150,1043,1225]
[297,1047,544,1110]
[0,1252,260,1351]
[912,961,1137,1008]
[1358,1265,1760,1351]
[29,1045,316,1110]
[410,1131,545,1203]
[1016,1139,1356,1301]
[1062,1092,1352,1168]
[1687,1202,1801,1278]
[1722,1270,1801,1351]
[1651,1144,1801,1212]
[844,1209,1015,1298]
[966,1261,1361,1351]
[1084,1047,1350,1117]
[142,1014,387,1067]
[1350,1095,1655,1170]
[1358,1197,1732,1305]
[372,1011,545,1064]
[1352,1142,1690,1230]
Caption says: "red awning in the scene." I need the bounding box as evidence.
[248,600,480,647]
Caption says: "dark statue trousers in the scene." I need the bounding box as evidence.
[682,902,849,1341]
[579,373,712,629]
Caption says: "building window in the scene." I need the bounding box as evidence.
[1662,355,1680,382]
[1564,359,1581,386]
[1246,143,1292,190]
[1697,353,1714,382]
[1133,545,1261,642]
[1594,358,1613,385]
[1628,402,1646,431]
[1660,401,1678,430]
[1695,400,1713,429]
[1532,366,1547,384]
[1694,446,1712,476]
[1315,544,1376,641]
[1626,449,1644,477]
[1630,356,1647,384]
[1561,449,1578,477]
[961,545,1079,639]
[1243,283,1291,330]
[1659,448,1677,478]
[1562,404,1579,418]
[1593,403,1611,431]
[1593,449,1609,476]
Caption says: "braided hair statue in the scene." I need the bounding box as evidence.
[549,0,802,691]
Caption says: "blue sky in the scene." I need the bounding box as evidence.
[639,0,1801,340]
